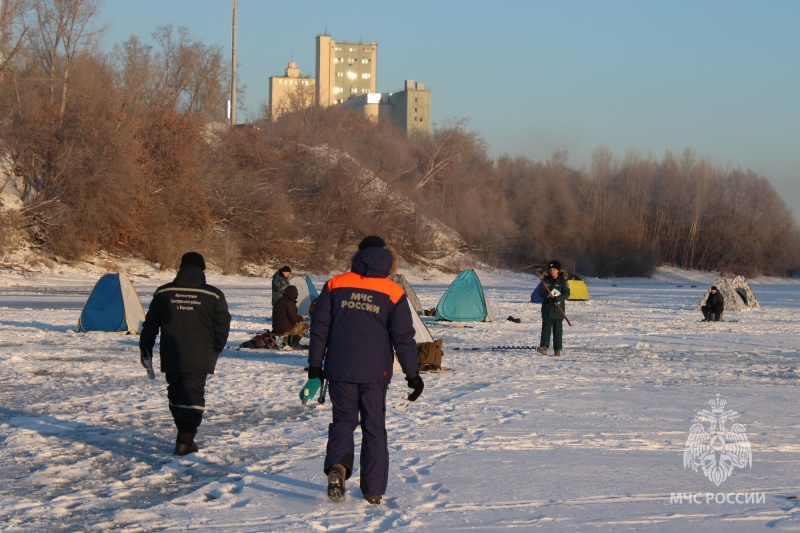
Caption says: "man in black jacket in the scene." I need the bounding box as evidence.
[140,252,231,455]
[702,286,725,321]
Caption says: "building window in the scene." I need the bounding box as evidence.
[361,73,371,79]
[337,72,344,77]
[334,87,342,94]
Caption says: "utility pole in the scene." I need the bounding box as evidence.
[230,0,237,125]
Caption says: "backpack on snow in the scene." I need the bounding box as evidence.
[240,330,277,349]
[417,339,443,371]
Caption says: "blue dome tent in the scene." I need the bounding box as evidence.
[76,273,145,334]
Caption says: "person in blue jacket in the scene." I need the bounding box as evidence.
[308,236,424,505]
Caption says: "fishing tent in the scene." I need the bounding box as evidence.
[567,276,590,301]
[390,273,423,314]
[76,273,145,334]
[408,303,435,344]
[696,276,760,312]
[435,269,495,322]
[394,299,441,372]
[289,274,319,315]
[729,275,760,309]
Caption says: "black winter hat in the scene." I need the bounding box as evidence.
[358,235,386,250]
[711,285,718,291]
[279,265,292,274]
[548,259,561,271]
[180,252,206,271]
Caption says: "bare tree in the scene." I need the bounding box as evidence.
[0,0,32,84]
[26,0,106,122]
[148,25,227,120]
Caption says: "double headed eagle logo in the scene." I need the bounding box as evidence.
[683,394,752,486]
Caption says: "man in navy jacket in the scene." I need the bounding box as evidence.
[140,252,231,455]
[308,236,424,504]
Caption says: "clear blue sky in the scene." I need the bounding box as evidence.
[97,0,800,220]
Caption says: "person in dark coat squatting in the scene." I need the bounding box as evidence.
[272,284,309,347]
[536,259,570,357]
[139,252,231,455]
[701,285,725,321]
[308,236,424,505]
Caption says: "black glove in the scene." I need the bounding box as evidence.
[406,375,424,402]
[308,366,323,380]
[140,348,152,368]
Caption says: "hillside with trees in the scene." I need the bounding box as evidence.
[2,0,799,277]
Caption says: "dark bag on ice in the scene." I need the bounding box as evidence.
[240,330,276,349]
[417,339,443,371]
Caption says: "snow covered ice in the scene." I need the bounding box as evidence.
[0,265,798,531]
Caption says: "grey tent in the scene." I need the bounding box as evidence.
[696,276,759,312]
[729,275,760,309]
[390,273,423,315]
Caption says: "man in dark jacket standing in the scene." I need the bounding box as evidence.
[271,265,292,306]
[702,285,725,321]
[140,252,231,455]
[308,236,424,505]
[536,259,571,357]
[272,284,309,347]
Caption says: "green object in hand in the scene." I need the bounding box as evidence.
[299,377,322,404]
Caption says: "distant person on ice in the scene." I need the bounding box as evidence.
[308,235,424,505]
[536,259,570,357]
[271,265,292,306]
[271,284,309,348]
[139,252,231,456]
[701,285,725,322]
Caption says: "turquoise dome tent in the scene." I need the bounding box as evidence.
[435,269,495,322]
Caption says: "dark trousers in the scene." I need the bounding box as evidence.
[325,381,389,496]
[701,306,723,321]
[540,317,564,350]
[165,372,207,433]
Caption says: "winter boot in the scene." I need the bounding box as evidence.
[536,346,548,355]
[364,494,382,505]
[174,431,199,456]
[554,349,562,357]
[327,464,347,502]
